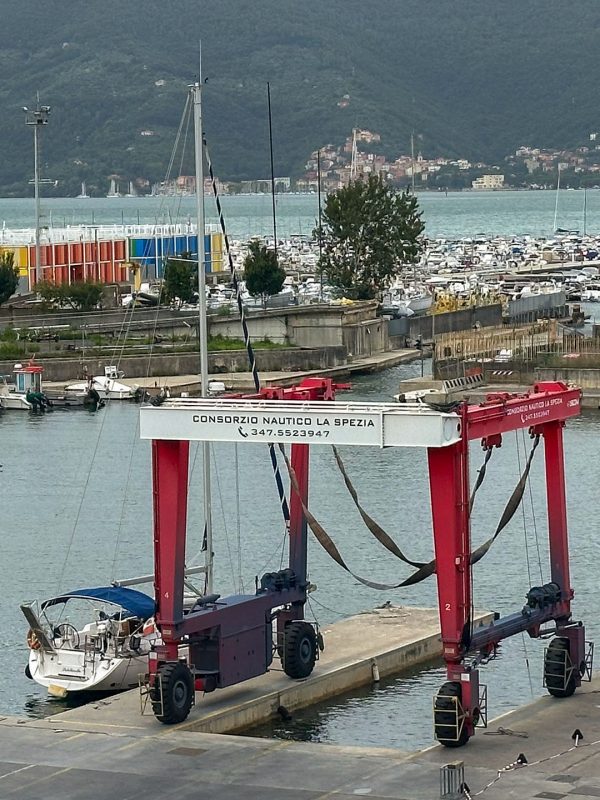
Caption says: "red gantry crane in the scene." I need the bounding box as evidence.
[139,379,590,745]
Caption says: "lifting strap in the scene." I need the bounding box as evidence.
[279,444,427,590]
[330,444,494,569]
[331,445,428,569]
[280,433,540,591]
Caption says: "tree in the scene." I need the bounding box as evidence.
[316,175,424,300]
[163,253,195,304]
[243,240,286,309]
[0,251,19,306]
[36,280,103,311]
[65,282,104,311]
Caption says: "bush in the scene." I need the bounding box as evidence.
[0,252,19,306]
[0,327,18,342]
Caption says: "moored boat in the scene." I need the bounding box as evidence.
[65,367,138,400]
[21,587,157,696]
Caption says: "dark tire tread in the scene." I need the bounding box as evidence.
[545,637,577,698]
[151,662,194,725]
[282,621,317,679]
[434,681,470,748]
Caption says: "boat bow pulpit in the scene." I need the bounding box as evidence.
[140,378,589,745]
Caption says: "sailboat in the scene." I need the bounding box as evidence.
[21,85,214,698]
[124,181,138,198]
[76,181,90,199]
[107,178,121,198]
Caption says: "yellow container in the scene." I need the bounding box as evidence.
[210,232,224,272]
[0,246,28,277]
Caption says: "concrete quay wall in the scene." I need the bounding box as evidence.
[0,346,348,382]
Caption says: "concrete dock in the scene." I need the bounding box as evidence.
[3,675,600,799]
[45,605,487,736]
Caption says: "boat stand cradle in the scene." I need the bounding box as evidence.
[139,378,591,745]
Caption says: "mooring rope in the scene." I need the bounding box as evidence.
[204,138,290,526]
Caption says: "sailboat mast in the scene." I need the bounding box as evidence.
[317,149,323,301]
[553,164,561,233]
[411,132,416,195]
[267,82,278,260]
[192,73,213,594]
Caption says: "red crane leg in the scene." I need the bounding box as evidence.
[289,442,309,588]
[427,429,471,664]
[541,421,572,605]
[152,439,190,661]
[278,442,309,641]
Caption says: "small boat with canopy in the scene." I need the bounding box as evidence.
[21,586,157,697]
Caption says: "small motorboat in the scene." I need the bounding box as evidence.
[21,586,157,697]
[65,366,138,400]
[0,361,52,411]
[0,361,104,411]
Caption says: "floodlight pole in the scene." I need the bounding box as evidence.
[24,102,51,286]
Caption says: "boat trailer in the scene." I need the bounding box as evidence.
[140,379,590,743]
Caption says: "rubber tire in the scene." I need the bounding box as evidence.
[151,662,194,725]
[282,621,317,679]
[434,681,470,748]
[24,664,32,680]
[545,637,577,698]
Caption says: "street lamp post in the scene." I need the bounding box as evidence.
[23,102,51,286]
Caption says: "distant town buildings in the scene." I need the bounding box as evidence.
[472,174,505,190]
[143,129,600,197]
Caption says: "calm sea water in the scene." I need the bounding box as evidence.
[2,360,599,751]
[0,187,598,240]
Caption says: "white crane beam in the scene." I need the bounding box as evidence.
[140,398,461,449]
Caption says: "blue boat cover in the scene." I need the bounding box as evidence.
[43,587,155,620]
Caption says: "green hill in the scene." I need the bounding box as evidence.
[1,0,599,196]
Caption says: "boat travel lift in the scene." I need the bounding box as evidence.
[139,378,591,745]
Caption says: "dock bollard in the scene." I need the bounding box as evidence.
[439,761,466,800]
[371,659,380,683]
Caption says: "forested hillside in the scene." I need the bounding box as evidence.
[1,0,598,195]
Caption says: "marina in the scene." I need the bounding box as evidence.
[3,191,600,799]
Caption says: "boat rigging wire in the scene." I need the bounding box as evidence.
[516,431,533,589]
[234,443,244,592]
[203,137,290,528]
[522,429,544,583]
[210,445,238,591]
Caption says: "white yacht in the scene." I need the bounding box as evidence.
[22,587,157,696]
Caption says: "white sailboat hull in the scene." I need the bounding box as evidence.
[28,647,146,695]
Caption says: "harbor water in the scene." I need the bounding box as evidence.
[1,187,600,240]
[1,360,599,751]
